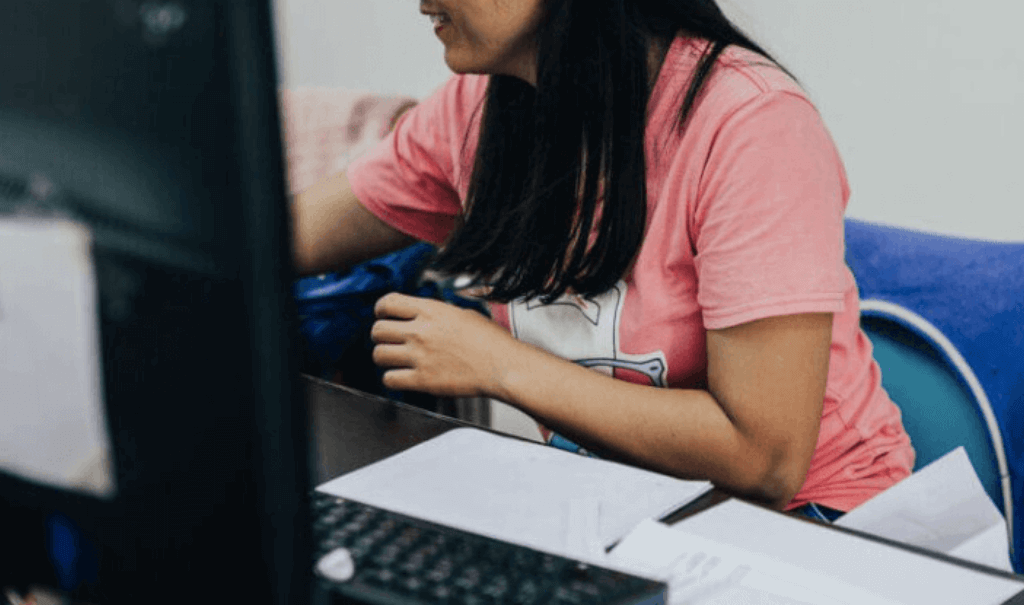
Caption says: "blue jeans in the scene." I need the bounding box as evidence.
[793,502,846,523]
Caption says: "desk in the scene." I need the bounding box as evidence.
[12,375,1021,604]
[305,374,1024,604]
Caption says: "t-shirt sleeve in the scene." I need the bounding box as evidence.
[346,75,487,245]
[692,90,850,330]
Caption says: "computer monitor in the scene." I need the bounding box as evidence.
[0,1,312,603]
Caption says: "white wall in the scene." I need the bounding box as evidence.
[272,0,1024,242]
[272,0,451,98]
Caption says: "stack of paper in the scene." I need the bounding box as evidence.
[836,447,1013,572]
[624,499,1024,604]
[610,518,907,604]
[316,427,712,562]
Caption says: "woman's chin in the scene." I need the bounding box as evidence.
[443,54,473,74]
[442,50,490,75]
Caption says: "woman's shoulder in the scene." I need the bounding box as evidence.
[655,36,815,124]
[419,73,490,114]
[713,41,806,99]
[422,73,488,132]
[389,74,488,181]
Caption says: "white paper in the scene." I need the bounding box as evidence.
[672,499,1023,605]
[836,447,1012,572]
[0,218,114,498]
[316,427,712,562]
[565,498,606,562]
[611,519,904,604]
[952,523,1017,572]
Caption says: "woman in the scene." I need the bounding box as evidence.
[291,0,915,513]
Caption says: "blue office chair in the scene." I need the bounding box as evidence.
[845,218,1024,573]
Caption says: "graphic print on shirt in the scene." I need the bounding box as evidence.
[509,281,668,387]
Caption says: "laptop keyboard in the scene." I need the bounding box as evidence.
[312,492,666,604]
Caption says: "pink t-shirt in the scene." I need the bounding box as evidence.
[347,37,915,511]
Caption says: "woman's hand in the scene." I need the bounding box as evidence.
[370,293,515,398]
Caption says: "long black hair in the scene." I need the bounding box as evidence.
[431,0,783,303]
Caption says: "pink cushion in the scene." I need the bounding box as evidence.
[279,88,416,195]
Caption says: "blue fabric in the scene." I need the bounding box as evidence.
[293,243,488,400]
[792,503,846,524]
[844,218,1024,573]
[294,243,438,368]
[46,513,98,592]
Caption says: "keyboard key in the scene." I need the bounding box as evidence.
[401,575,426,593]
[425,558,454,583]
[429,583,455,600]
[363,567,397,587]
[480,574,510,598]
[371,543,403,566]
[453,565,483,590]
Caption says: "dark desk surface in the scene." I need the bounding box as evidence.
[304,374,1024,601]
[306,375,483,484]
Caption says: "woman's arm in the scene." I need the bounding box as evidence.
[370,293,831,509]
[291,171,417,276]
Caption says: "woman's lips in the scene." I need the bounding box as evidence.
[429,13,450,34]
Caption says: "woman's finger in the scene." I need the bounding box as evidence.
[369,318,411,344]
[380,367,418,391]
[371,343,414,368]
[374,292,425,320]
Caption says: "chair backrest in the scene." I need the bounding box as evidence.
[860,309,1005,511]
[844,218,1024,573]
